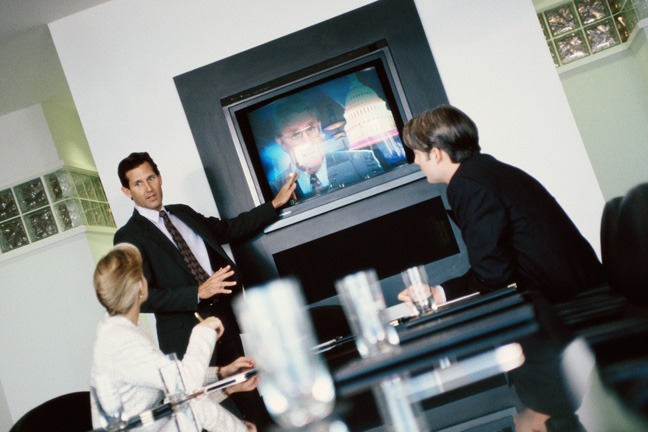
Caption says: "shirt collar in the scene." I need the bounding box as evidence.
[135,205,166,223]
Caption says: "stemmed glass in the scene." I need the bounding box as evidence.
[90,375,126,431]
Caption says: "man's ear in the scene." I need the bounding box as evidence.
[121,186,133,200]
[431,147,443,162]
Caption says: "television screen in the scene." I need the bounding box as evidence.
[222,41,422,230]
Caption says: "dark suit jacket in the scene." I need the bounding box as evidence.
[113,202,278,364]
[446,153,605,302]
[271,150,385,200]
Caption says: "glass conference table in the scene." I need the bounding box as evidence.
[91,286,648,431]
[313,285,648,432]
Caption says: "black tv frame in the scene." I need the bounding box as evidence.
[221,40,423,232]
[173,0,455,294]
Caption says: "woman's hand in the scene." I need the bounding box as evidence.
[226,375,260,394]
[220,356,259,395]
[221,356,255,378]
[242,420,257,431]
[197,316,224,340]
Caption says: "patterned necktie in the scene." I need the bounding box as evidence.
[159,210,210,285]
[310,174,323,195]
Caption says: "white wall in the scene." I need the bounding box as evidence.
[0,230,110,424]
[0,103,113,426]
[559,23,648,201]
[415,1,605,249]
[42,89,98,173]
[0,105,62,186]
[48,0,605,255]
[0,380,10,432]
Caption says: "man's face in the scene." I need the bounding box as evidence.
[413,148,443,183]
[276,114,324,174]
[121,162,164,211]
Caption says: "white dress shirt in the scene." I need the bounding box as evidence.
[135,205,215,277]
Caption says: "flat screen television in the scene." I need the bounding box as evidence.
[221,40,423,231]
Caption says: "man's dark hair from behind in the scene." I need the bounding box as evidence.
[118,152,160,188]
[403,104,481,163]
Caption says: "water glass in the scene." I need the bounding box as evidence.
[233,278,336,430]
[159,353,200,432]
[90,375,125,430]
[372,375,428,432]
[401,266,437,315]
[335,269,399,358]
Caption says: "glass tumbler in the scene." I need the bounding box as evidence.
[401,265,436,315]
[233,278,336,430]
[335,269,399,358]
[90,374,125,431]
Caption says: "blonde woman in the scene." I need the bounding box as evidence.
[90,243,258,431]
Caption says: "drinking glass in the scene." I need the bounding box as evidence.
[233,278,336,430]
[335,269,399,358]
[401,265,439,315]
[159,353,200,432]
[372,375,428,432]
[90,374,126,431]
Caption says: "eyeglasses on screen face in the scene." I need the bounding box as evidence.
[282,123,322,142]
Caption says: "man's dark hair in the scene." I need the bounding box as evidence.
[402,105,480,163]
[272,95,320,138]
[117,152,160,188]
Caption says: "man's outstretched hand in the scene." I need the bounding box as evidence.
[272,172,298,209]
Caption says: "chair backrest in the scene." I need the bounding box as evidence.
[601,183,648,306]
[9,391,92,432]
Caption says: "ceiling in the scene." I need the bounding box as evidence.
[0,0,110,41]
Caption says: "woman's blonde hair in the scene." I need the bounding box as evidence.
[94,243,144,315]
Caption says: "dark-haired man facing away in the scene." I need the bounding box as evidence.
[398,105,607,430]
[398,104,605,303]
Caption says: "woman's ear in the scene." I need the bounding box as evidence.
[138,279,145,300]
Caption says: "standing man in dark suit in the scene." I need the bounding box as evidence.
[397,104,605,303]
[114,152,296,425]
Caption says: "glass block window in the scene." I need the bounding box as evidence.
[538,0,640,67]
[0,167,115,254]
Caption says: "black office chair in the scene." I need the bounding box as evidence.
[9,391,92,432]
[601,183,648,306]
